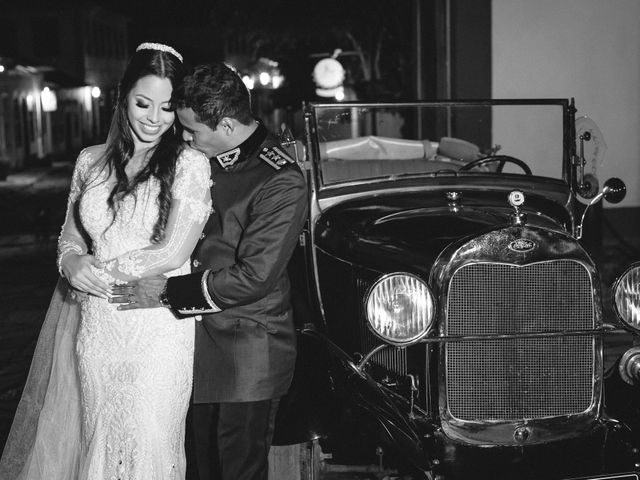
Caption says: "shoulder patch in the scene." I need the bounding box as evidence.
[258,145,295,170]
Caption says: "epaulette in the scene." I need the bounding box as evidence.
[258,145,295,170]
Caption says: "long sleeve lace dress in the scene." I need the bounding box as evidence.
[0,145,212,480]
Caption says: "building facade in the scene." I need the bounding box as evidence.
[0,4,128,176]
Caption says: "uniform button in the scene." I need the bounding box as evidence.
[199,233,206,240]
[193,259,201,268]
[209,179,214,187]
[209,207,215,214]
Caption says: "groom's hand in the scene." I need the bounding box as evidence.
[110,275,167,311]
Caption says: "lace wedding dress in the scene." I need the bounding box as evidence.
[0,145,212,480]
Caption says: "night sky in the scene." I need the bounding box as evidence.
[0,0,420,105]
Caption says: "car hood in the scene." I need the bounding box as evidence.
[314,194,568,276]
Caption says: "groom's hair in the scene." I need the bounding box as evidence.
[174,62,254,130]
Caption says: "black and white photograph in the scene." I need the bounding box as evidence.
[1,1,640,479]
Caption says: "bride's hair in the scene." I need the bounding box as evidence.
[103,44,185,243]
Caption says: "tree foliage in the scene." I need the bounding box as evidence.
[209,0,416,99]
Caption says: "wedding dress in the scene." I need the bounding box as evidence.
[0,145,212,480]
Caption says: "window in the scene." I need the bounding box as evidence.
[13,98,22,147]
[41,99,48,136]
[0,95,6,151]
[2,96,10,150]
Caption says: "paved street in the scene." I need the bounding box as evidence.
[0,239,59,449]
[0,162,72,238]
[0,164,72,450]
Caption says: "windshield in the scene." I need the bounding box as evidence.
[310,101,570,187]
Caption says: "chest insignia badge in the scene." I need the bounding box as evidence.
[259,146,294,170]
[216,147,241,168]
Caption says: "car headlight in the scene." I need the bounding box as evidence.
[613,262,640,331]
[365,272,435,346]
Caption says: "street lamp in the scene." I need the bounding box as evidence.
[259,71,271,86]
[242,75,255,90]
[272,74,284,89]
[41,87,57,112]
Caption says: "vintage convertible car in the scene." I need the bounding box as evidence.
[271,99,640,480]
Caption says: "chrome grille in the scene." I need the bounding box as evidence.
[445,260,595,421]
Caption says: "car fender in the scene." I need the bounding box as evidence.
[289,328,433,472]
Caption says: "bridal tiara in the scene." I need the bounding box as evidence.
[135,42,183,63]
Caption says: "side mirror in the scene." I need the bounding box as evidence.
[602,177,626,204]
[577,173,599,199]
[575,177,626,240]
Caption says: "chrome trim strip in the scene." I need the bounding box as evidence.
[416,325,622,343]
[316,182,571,214]
[306,109,328,326]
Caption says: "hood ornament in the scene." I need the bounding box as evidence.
[508,190,527,226]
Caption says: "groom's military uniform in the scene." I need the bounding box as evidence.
[162,121,308,480]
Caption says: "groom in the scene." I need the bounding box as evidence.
[112,62,308,480]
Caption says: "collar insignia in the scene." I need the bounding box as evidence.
[216,147,241,168]
[259,146,294,170]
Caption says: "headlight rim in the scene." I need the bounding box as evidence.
[364,271,435,347]
[612,261,640,332]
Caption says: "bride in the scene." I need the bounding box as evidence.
[0,42,211,479]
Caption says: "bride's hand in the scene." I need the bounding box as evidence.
[61,253,112,299]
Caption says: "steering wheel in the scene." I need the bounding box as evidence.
[458,155,532,175]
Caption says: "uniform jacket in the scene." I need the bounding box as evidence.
[164,121,308,403]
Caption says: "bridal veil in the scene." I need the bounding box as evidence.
[0,278,83,479]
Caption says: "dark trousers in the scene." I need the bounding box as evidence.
[187,398,280,480]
